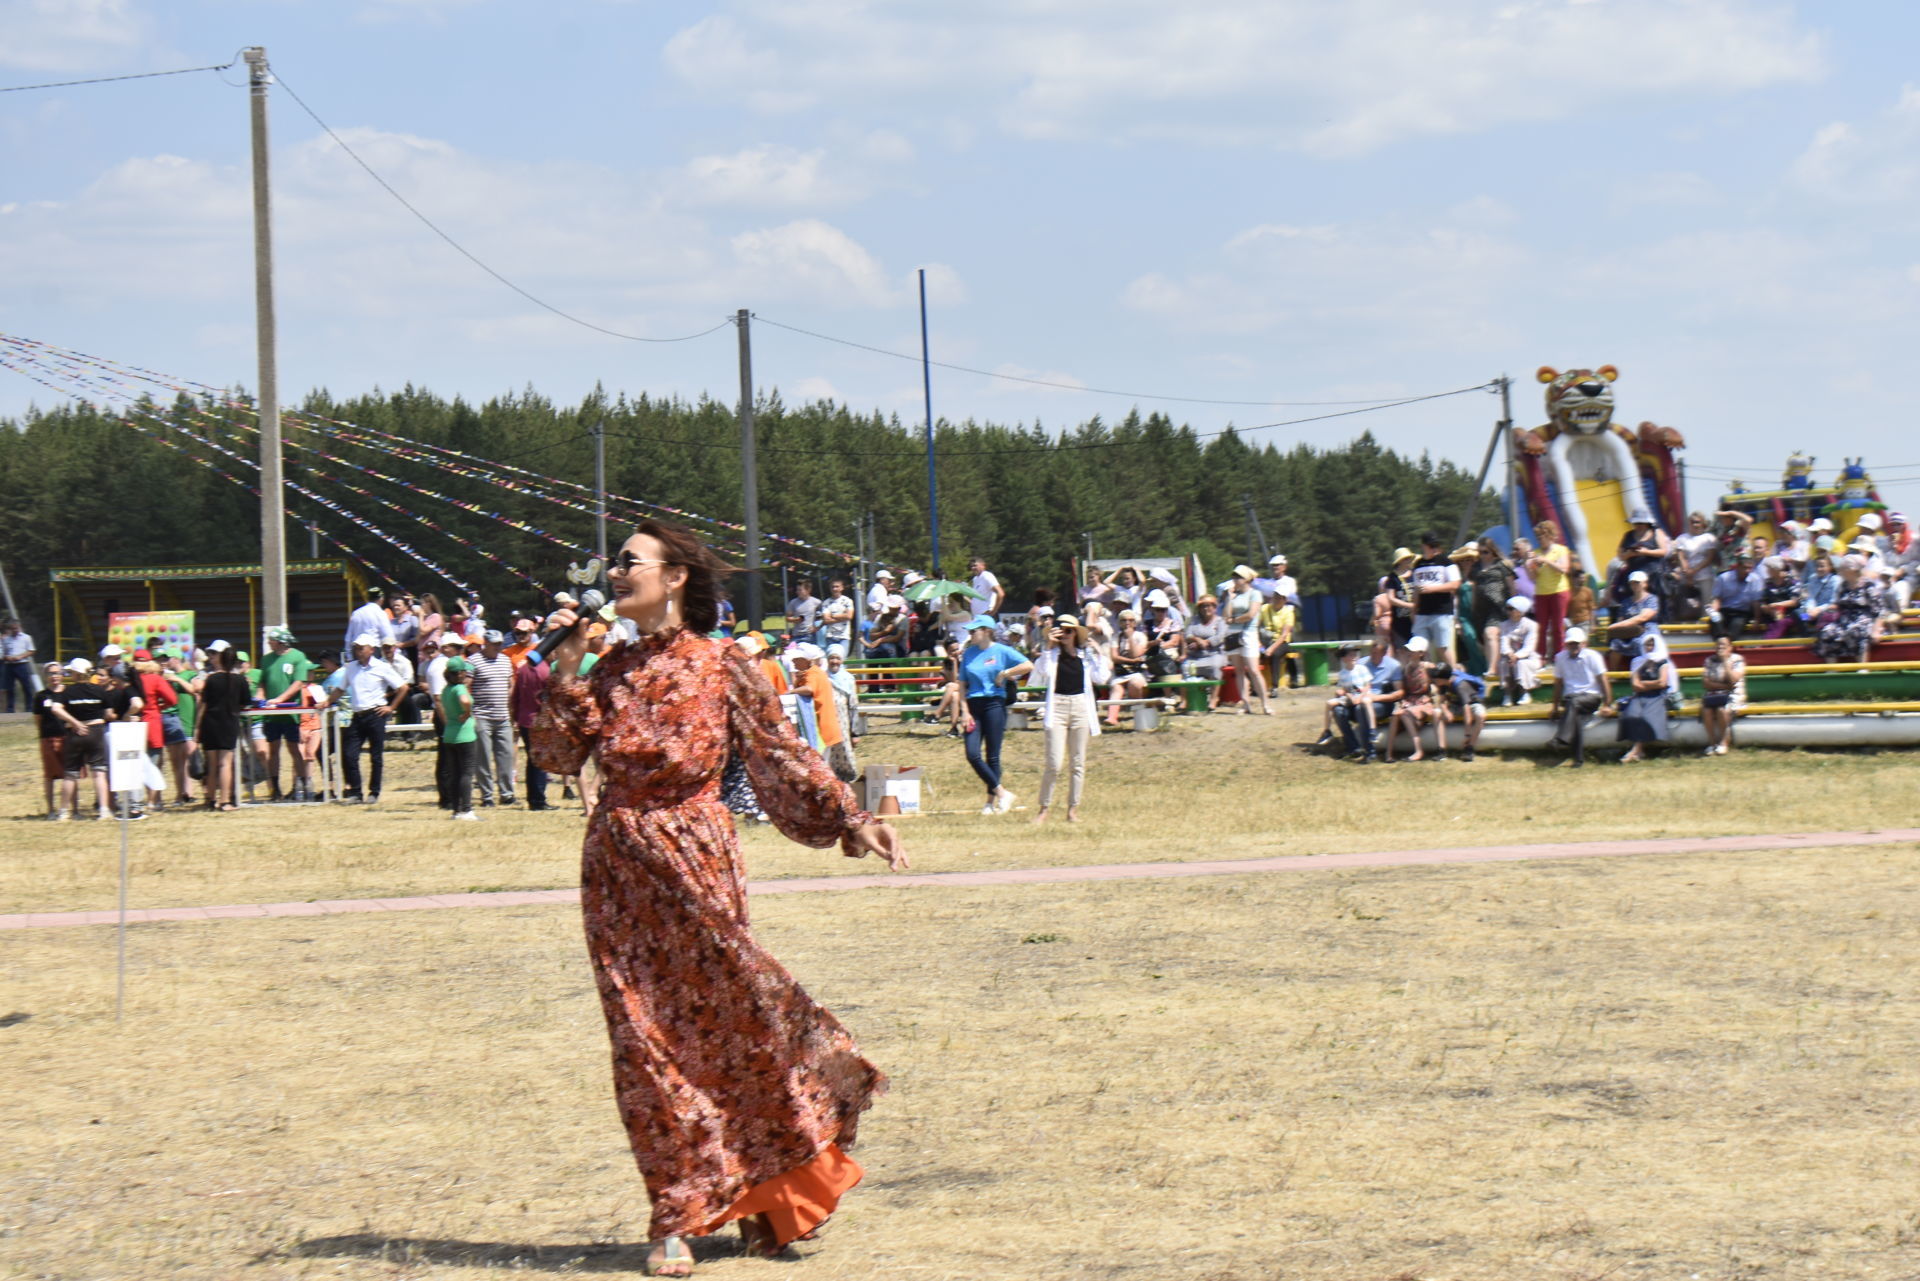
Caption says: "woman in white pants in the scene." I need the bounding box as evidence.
[1032,615,1109,824]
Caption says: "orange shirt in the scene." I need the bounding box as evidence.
[759,657,790,695]
[503,640,535,669]
[794,665,842,747]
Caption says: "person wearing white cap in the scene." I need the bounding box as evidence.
[1605,570,1664,659]
[1222,565,1272,714]
[1548,626,1613,768]
[1381,635,1448,763]
[337,632,409,804]
[865,568,897,623]
[788,643,857,783]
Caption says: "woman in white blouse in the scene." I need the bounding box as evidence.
[1031,615,1110,825]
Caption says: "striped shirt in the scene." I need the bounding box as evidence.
[468,653,515,721]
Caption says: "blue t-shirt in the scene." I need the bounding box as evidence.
[960,642,1027,700]
[1368,655,1403,694]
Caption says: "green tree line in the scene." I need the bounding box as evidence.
[0,385,1493,631]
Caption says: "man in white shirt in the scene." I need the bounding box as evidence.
[339,632,408,803]
[819,579,856,657]
[1548,626,1614,768]
[0,617,35,713]
[968,557,1004,620]
[344,589,395,657]
[1258,554,1299,606]
[866,569,897,622]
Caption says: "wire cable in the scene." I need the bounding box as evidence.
[751,314,1447,408]
[267,68,733,346]
[606,382,1497,458]
[0,59,239,93]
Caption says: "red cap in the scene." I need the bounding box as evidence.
[133,649,153,661]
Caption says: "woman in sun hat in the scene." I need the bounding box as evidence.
[1032,614,1107,823]
[531,520,907,1274]
[1223,565,1272,714]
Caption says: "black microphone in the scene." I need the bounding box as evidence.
[534,588,607,663]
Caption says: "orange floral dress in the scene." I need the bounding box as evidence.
[530,625,884,1244]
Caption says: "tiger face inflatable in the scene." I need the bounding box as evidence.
[1541,365,1618,437]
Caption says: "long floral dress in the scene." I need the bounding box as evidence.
[1813,579,1884,663]
[530,625,883,1244]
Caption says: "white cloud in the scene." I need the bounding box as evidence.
[730,219,897,306]
[788,375,842,402]
[680,145,854,206]
[1610,170,1720,211]
[0,0,154,73]
[1791,86,1920,202]
[664,0,1824,154]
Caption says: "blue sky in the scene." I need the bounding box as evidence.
[4,0,1919,513]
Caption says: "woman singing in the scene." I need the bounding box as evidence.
[531,520,909,1277]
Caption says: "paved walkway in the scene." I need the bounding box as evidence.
[7,828,1917,933]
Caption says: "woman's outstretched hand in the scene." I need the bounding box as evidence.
[846,822,910,872]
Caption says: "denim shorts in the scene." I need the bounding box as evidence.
[160,711,189,745]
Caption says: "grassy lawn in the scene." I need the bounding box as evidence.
[4,840,1917,1279]
[2,692,1914,915]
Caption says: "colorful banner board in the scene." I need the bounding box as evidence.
[107,610,194,656]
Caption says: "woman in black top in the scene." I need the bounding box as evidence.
[196,649,250,811]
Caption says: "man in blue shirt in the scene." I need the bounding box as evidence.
[1709,549,1766,640]
[959,619,1032,814]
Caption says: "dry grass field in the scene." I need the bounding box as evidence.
[1,690,1913,914]
[4,700,1918,1279]
[6,844,1919,1280]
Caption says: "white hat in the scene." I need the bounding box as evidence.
[787,641,825,661]
[1815,534,1837,551]
[1506,595,1532,613]
[1565,626,1588,644]
[1406,636,1429,653]
[874,568,896,580]
[1857,512,1884,531]
[901,571,926,587]
[1268,553,1289,565]
[99,643,123,657]
[885,593,906,610]
[1149,568,1177,586]
[736,634,767,656]
[1849,538,1880,553]
[1145,588,1171,608]
[1627,570,1649,583]
[1811,517,1834,532]
[207,639,232,652]
[66,657,93,674]
[1232,564,1257,580]
[353,632,381,648]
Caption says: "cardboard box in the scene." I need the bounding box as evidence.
[864,764,923,814]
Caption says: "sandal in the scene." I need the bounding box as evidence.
[643,1236,694,1277]
[738,1213,782,1259]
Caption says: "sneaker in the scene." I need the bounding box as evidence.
[96,811,112,821]
[1314,731,1335,746]
[1517,692,1533,706]
[500,795,517,806]
[453,811,479,821]
[994,789,1016,814]
[1432,752,1447,763]
[365,794,380,807]
[126,811,147,822]
[50,810,69,822]
[979,802,998,816]
[1356,753,1375,765]
[1461,748,1476,762]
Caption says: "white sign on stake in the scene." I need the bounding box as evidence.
[105,723,145,1022]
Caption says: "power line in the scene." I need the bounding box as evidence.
[606,382,1496,458]
[267,67,734,346]
[751,314,1444,408]
[0,59,240,93]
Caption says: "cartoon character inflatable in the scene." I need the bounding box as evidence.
[1512,365,1685,583]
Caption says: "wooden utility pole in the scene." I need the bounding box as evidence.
[736,309,762,628]
[244,47,286,631]
[592,421,608,564]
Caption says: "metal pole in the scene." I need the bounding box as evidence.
[918,269,940,576]
[735,310,762,630]
[1500,375,1519,539]
[592,421,608,564]
[1454,379,1511,548]
[243,47,287,633]
[308,522,319,559]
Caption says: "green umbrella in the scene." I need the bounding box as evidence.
[901,578,980,603]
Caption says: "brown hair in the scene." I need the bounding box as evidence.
[635,519,735,633]
[1534,518,1562,544]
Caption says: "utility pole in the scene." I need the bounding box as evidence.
[735,309,762,629]
[244,46,286,632]
[591,420,608,564]
[1498,375,1518,538]
[918,269,941,577]
[1455,376,1512,548]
